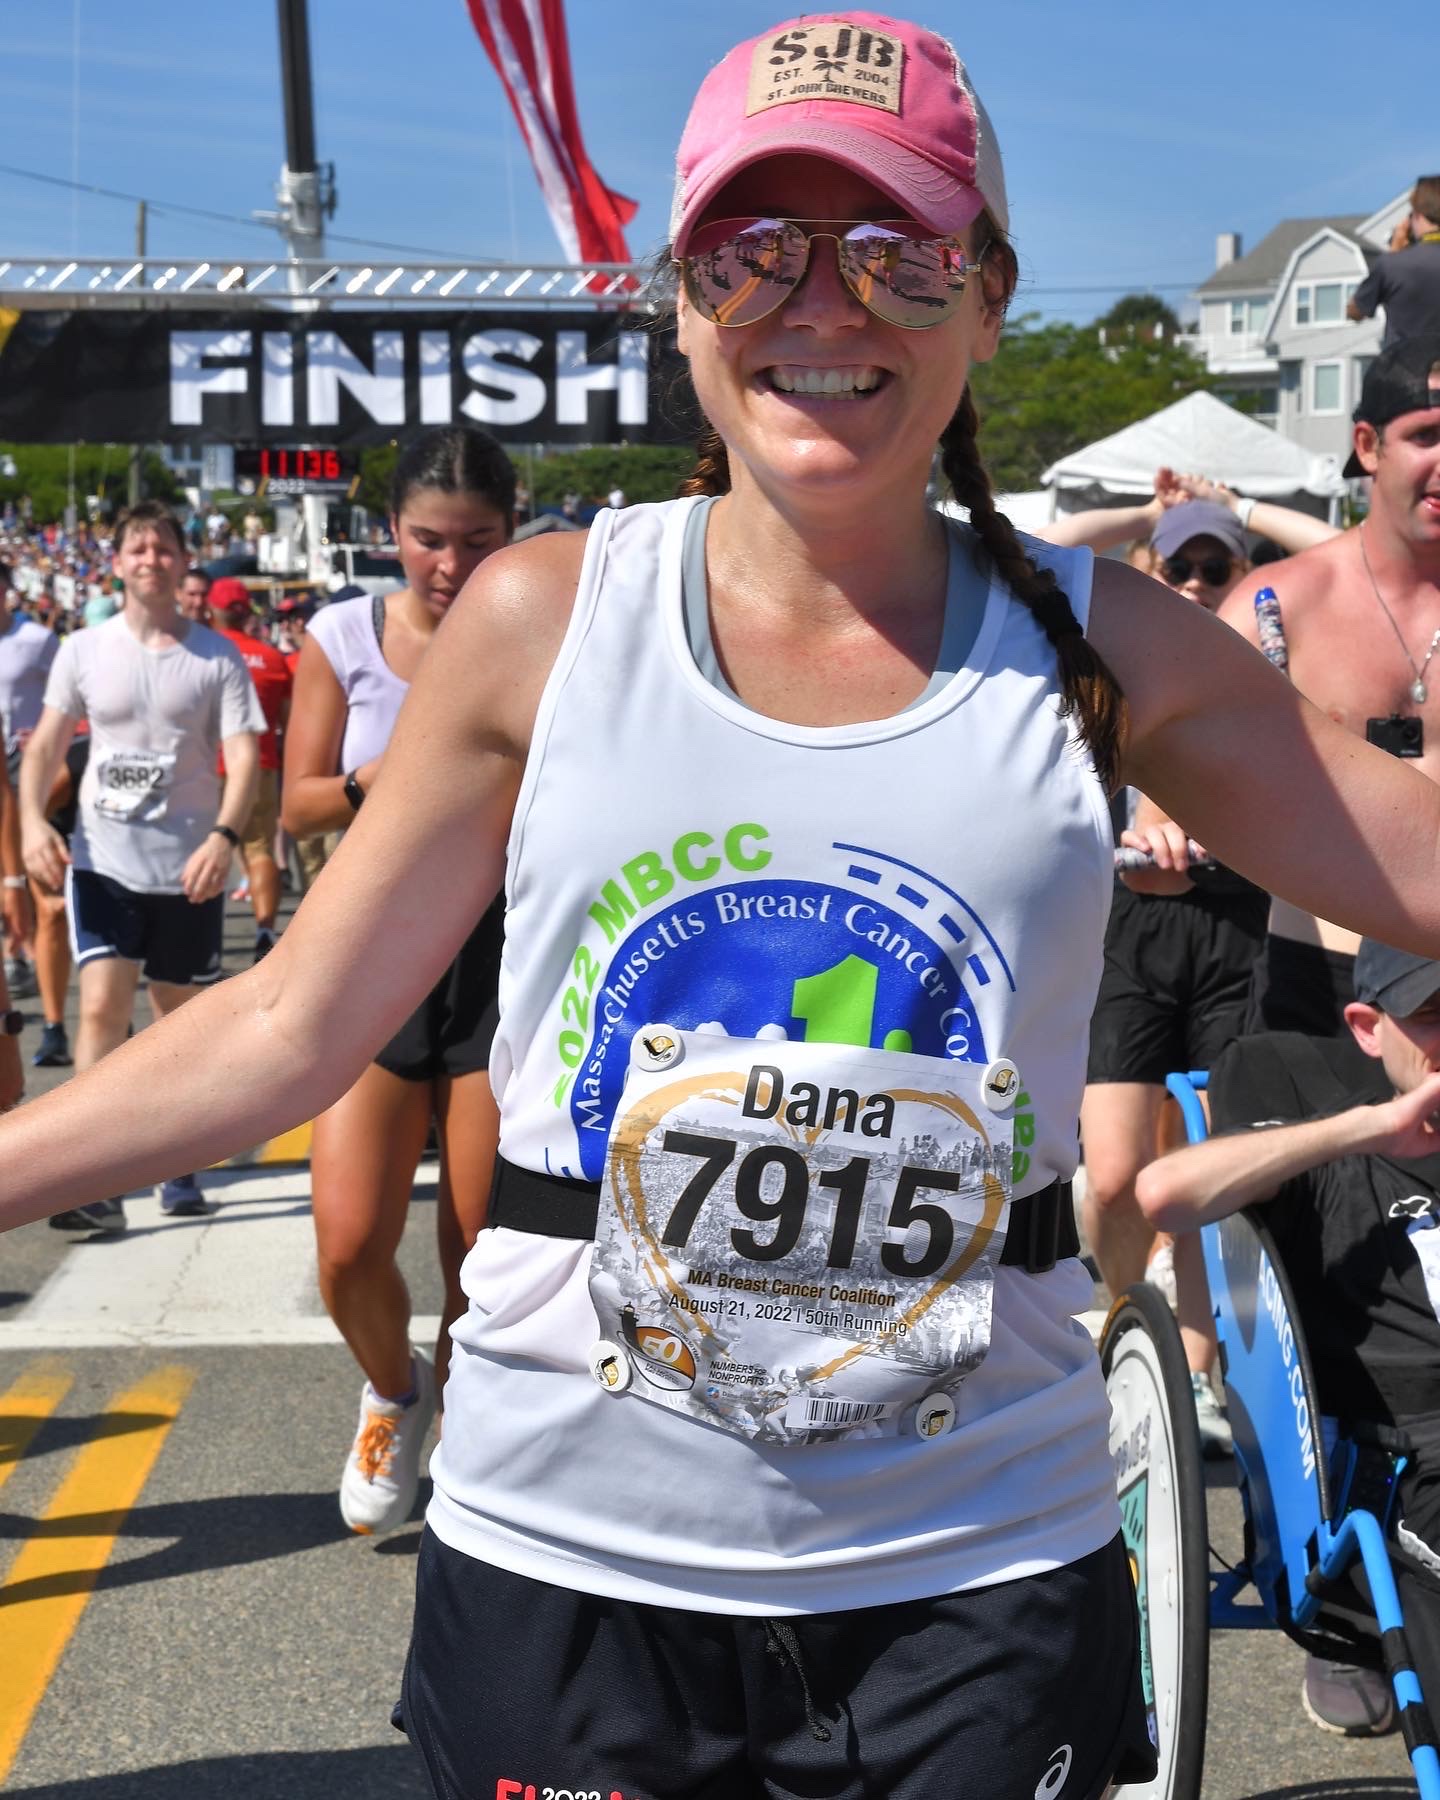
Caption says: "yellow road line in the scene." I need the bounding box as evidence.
[0,1365,194,1785]
[213,1116,314,1167]
[0,1362,74,1499]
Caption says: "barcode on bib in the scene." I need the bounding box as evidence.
[783,1396,893,1430]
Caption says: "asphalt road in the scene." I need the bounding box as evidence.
[0,900,1421,1798]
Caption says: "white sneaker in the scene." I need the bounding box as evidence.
[339,1350,436,1535]
[1191,1370,1234,1459]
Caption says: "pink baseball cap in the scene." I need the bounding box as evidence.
[670,12,1009,257]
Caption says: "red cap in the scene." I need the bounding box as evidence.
[209,577,252,615]
[670,13,1008,256]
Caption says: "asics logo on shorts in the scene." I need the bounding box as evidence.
[1034,1742,1073,1799]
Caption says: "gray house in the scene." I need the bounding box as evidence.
[1182,193,1411,475]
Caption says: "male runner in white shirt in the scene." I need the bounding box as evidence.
[19,500,263,1229]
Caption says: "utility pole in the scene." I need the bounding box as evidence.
[127,198,146,506]
[271,0,335,292]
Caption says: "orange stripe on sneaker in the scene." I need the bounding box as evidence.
[0,1364,194,1783]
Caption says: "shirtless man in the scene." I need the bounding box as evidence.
[1220,334,1440,1035]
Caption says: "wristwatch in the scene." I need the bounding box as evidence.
[2,1010,22,1038]
[343,771,366,812]
[210,823,241,848]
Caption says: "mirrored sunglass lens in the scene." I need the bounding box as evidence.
[684,219,806,325]
[839,224,967,325]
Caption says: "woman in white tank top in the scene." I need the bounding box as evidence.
[281,427,513,1539]
[10,13,1440,1797]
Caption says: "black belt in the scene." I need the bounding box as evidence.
[489,1156,1078,1274]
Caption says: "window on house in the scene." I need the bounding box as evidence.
[1311,362,1343,413]
[1314,282,1344,323]
[1296,281,1345,326]
[1229,297,1270,334]
[1252,386,1280,419]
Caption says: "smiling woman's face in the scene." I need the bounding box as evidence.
[676,154,1003,507]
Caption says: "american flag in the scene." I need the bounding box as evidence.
[463,0,637,270]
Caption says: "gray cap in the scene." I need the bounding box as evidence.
[1150,501,1249,561]
[1353,939,1440,1017]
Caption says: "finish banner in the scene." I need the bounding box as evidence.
[0,308,693,446]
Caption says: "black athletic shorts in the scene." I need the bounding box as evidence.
[397,1530,1157,1800]
[375,900,503,1082]
[66,866,225,987]
[1086,882,1269,1086]
[1244,933,1356,1038]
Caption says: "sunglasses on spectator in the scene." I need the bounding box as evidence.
[678,217,982,330]
[1161,554,1235,587]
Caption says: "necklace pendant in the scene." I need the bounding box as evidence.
[1414,679,1429,705]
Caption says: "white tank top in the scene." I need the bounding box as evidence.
[304,595,408,769]
[430,497,1120,1613]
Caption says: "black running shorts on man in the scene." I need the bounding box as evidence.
[1087,882,1268,1086]
[66,866,224,988]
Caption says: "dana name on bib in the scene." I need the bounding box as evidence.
[741,1062,895,1137]
[588,1025,1016,1444]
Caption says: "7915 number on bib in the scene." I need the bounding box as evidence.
[588,1026,1015,1443]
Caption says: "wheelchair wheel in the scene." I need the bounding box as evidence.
[1101,1282,1209,1800]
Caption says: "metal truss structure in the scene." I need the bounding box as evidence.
[0,256,652,311]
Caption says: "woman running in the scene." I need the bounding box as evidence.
[10,13,1440,1795]
[280,425,512,1535]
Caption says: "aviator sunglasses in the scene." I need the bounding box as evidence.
[1161,553,1236,588]
[678,217,981,330]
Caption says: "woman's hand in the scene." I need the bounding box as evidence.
[1118,819,1200,895]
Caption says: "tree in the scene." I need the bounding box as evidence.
[0,444,182,523]
[967,314,1215,494]
[527,444,692,506]
[1099,293,1182,340]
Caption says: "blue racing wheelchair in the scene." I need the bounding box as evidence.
[1100,1068,1440,1800]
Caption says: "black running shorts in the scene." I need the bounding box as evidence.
[1243,933,1356,1039]
[398,1530,1157,1800]
[66,866,225,988]
[375,900,504,1082]
[1086,883,1268,1086]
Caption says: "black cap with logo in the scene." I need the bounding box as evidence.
[1354,938,1440,1017]
[1344,334,1440,478]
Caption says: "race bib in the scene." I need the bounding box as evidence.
[588,1025,1016,1444]
[92,749,176,824]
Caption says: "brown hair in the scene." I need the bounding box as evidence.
[114,499,185,555]
[1412,176,1440,228]
[674,227,1128,790]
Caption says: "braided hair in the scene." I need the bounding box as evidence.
[940,389,1127,792]
[677,427,730,498]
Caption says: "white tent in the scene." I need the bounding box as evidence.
[1042,391,1346,503]
[938,489,1055,533]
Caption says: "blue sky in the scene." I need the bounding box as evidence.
[0,0,1428,324]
